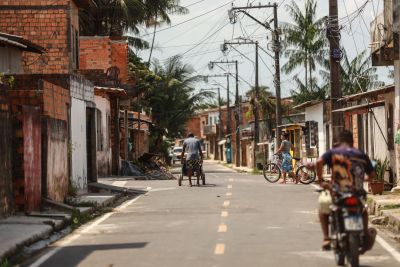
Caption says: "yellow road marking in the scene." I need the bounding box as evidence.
[226,192,232,196]
[223,200,230,208]
[221,211,229,217]
[218,223,227,232]
[214,243,225,255]
[228,178,234,182]
[227,184,233,189]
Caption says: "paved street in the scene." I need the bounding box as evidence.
[25,161,400,267]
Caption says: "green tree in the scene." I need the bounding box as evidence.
[320,49,384,95]
[282,0,327,90]
[245,86,275,137]
[291,76,326,105]
[79,0,188,50]
[140,55,213,152]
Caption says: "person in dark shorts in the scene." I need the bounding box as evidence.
[311,130,376,251]
[181,133,203,186]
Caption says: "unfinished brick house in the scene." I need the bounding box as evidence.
[0,0,96,213]
[79,36,140,176]
[0,33,45,217]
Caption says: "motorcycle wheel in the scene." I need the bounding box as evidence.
[334,251,345,266]
[263,163,281,183]
[347,233,360,267]
[178,174,183,186]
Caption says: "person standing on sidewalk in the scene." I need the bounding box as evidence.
[276,132,296,184]
[181,133,203,186]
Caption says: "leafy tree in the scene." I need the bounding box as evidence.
[320,49,384,95]
[282,0,327,90]
[79,0,188,50]
[245,86,275,137]
[139,55,213,152]
[291,76,326,105]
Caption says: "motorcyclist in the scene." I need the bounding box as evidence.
[181,133,203,187]
[309,130,376,251]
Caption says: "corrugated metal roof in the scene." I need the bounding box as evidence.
[0,32,45,53]
[94,86,127,97]
[332,100,385,112]
[338,85,394,102]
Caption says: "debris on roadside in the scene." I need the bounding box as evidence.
[120,153,175,180]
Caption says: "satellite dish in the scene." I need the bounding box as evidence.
[208,62,214,70]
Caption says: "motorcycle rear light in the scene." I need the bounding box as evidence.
[345,197,358,206]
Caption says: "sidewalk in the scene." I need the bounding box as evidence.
[368,192,400,240]
[0,182,148,264]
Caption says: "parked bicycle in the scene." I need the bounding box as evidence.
[263,154,316,184]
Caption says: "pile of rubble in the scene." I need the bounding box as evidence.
[121,153,175,180]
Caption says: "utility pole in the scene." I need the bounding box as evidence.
[204,73,231,136]
[217,87,223,140]
[210,60,240,166]
[328,0,343,143]
[273,3,282,147]
[229,3,282,148]
[222,39,259,168]
[235,60,240,167]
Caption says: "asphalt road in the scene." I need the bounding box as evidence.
[26,161,400,267]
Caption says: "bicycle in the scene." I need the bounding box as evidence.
[262,154,316,184]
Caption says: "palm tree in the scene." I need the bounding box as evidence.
[282,0,327,90]
[291,76,326,105]
[320,49,385,95]
[245,86,275,138]
[79,0,188,50]
[141,55,213,152]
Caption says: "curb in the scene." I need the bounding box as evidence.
[368,195,400,241]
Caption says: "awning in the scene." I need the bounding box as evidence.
[338,85,394,102]
[257,141,269,146]
[277,123,305,128]
[95,86,127,97]
[0,32,45,53]
[332,100,385,113]
[218,139,226,145]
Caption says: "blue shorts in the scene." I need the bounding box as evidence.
[281,153,293,172]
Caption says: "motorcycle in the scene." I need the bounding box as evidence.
[327,186,367,267]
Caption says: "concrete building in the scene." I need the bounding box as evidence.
[370,0,400,190]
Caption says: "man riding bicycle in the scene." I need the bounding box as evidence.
[181,133,203,187]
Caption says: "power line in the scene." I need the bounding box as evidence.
[138,1,235,37]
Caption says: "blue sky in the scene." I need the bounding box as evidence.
[136,0,392,98]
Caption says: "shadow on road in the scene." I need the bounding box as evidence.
[31,242,148,267]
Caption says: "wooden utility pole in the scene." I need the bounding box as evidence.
[235,60,240,167]
[273,3,282,147]
[328,0,343,143]
[230,3,282,148]
[209,61,240,166]
[223,39,260,168]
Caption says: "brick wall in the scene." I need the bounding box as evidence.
[80,36,129,84]
[110,39,128,83]
[42,80,70,121]
[0,0,78,74]
[185,116,201,138]
[79,37,111,71]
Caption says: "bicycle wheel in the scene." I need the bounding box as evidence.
[263,163,281,183]
[296,165,316,184]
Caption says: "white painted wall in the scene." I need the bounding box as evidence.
[70,98,87,191]
[94,95,112,176]
[305,103,326,157]
[369,106,390,161]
